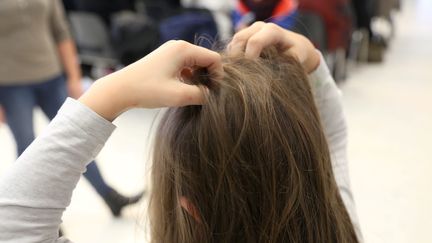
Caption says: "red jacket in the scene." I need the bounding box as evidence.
[237,0,297,19]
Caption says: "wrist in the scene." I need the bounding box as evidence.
[78,76,128,122]
[67,76,81,83]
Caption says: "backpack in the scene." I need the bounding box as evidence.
[158,8,219,49]
[111,6,218,64]
[110,12,160,65]
[298,0,354,51]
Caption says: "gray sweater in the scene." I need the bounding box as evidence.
[0,58,362,242]
[0,0,70,84]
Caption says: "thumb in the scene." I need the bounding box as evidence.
[168,81,206,107]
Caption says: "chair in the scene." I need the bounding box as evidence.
[68,11,119,74]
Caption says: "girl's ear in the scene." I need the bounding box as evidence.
[179,196,202,223]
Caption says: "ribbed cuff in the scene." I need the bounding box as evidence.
[58,98,116,144]
[308,51,332,89]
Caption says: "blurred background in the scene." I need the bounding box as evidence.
[0,0,431,242]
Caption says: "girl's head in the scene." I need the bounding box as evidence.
[150,48,358,242]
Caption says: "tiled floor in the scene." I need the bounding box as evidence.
[1,0,431,242]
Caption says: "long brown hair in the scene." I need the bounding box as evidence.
[149,48,358,243]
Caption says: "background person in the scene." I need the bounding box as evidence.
[233,0,298,31]
[0,0,141,217]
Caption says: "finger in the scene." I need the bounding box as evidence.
[229,21,265,55]
[228,21,266,55]
[179,42,223,80]
[286,48,301,61]
[168,81,206,106]
[244,23,288,59]
[180,67,194,84]
[286,44,309,64]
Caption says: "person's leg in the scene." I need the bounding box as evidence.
[83,161,111,196]
[352,0,373,35]
[35,75,143,215]
[34,75,68,119]
[0,85,36,156]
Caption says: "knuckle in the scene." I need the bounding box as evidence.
[210,50,221,60]
[265,22,279,32]
[212,51,222,61]
[232,34,246,44]
[176,40,190,46]
[164,40,178,48]
[247,36,262,47]
[252,21,265,28]
[166,40,177,45]
[175,40,190,49]
[167,40,190,51]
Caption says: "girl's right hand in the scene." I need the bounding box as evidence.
[229,22,320,74]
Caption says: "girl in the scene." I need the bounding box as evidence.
[0,22,361,242]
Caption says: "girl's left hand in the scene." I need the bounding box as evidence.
[79,40,222,121]
[0,105,5,125]
[67,78,84,99]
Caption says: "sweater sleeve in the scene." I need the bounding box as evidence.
[0,98,116,243]
[50,0,71,43]
[308,53,363,241]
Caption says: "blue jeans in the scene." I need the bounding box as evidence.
[0,75,112,197]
